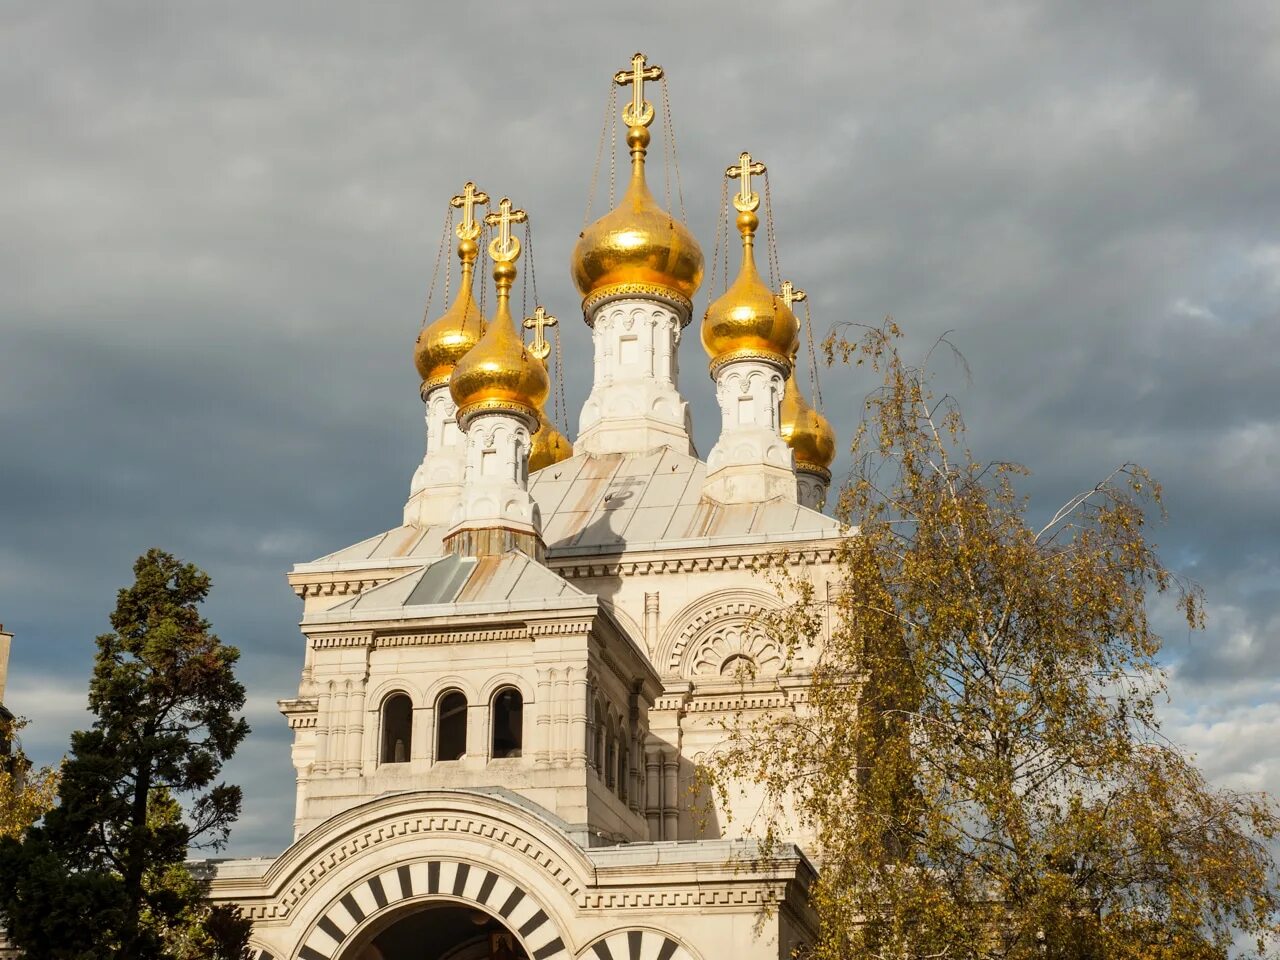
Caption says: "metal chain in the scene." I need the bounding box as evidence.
[721,175,731,295]
[763,171,781,291]
[705,175,729,317]
[804,299,823,407]
[477,217,489,323]
[520,221,530,328]
[608,84,618,209]
[583,80,615,232]
[661,76,687,222]
[554,325,567,426]
[420,200,455,328]
[660,79,672,216]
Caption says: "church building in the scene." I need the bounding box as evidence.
[209,53,843,960]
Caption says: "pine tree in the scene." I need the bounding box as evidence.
[0,549,251,959]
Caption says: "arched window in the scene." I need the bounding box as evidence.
[491,687,523,759]
[436,690,468,761]
[380,693,413,764]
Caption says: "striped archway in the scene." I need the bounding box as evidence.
[581,929,699,960]
[292,857,569,960]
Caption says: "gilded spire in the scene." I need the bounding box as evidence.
[777,281,836,479]
[449,198,548,424]
[414,181,490,396]
[571,52,703,318]
[702,152,799,376]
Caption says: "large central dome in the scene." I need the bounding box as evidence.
[571,124,703,317]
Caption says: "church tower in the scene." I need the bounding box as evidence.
[570,53,703,457]
[445,197,549,560]
[701,153,800,504]
[405,182,488,527]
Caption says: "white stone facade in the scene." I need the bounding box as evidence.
[447,410,541,548]
[403,386,466,528]
[576,298,694,458]
[703,358,798,504]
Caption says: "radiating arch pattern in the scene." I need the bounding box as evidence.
[295,858,569,960]
[581,929,699,960]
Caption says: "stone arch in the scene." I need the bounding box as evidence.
[295,858,569,960]
[580,927,702,960]
[239,792,591,959]
[657,588,783,679]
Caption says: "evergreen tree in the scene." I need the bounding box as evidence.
[708,324,1279,960]
[0,549,251,959]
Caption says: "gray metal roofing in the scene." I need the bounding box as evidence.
[324,551,585,613]
[308,448,839,568]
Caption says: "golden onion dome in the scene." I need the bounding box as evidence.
[449,256,548,423]
[780,367,836,478]
[702,207,799,376]
[529,411,573,472]
[571,124,704,318]
[414,237,484,397]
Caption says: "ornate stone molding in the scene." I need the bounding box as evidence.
[548,547,836,580]
[292,578,396,599]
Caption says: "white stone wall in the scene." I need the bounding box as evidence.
[403,385,466,527]
[449,410,540,538]
[577,298,694,457]
[704,358,797,504]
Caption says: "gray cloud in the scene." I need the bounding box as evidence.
[2,1,1277,854]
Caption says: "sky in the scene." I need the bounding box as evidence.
[1,1,1278,857]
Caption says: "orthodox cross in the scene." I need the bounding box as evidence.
[614,52,663,128]
[779,280,807,311]
[450,181,489,241]
[523,306,558,360]
[484,197,527,262]
[726,151,766,212]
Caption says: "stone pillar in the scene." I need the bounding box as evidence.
[645,743,663,840]
[535,670,553,767]
[662,751,680,841]
[550,670,570,768]
[569,670,589,769]
[404,384,467,527]
[703,357,797,504]
[313,680,334,775]
[345,679,366,773]
[577,298,695,457]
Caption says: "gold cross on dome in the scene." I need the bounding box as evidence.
[450,181,489,241]
[726,151,766,213]
[523,305,558,360]
[779,280,807,310]
[614,52,663,128]
[484,197,527,263]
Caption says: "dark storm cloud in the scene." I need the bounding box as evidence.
[2,1,1277,854]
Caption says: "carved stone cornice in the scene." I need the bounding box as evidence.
[278,698,318,729]
[291,577,396,599]
[548,546,836,580]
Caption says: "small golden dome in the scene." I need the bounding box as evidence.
[530,411,573,472]
[571,125,704,317]
[780,368,836,477]
[414,238,484,396]
[702,208,799,376]
[450,258,548,423]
